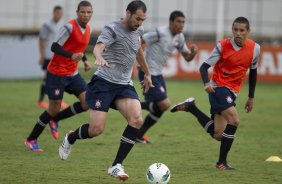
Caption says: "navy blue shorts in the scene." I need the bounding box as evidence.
[209,87,236,115]
[46,72,87,100]
[86,75,139,112]
[138,70,167,102]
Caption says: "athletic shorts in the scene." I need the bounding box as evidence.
[42,59,51,70]
[86,75,139,112]
[138,70,167,102]
[46,71,87,100]
[209,87,236,115]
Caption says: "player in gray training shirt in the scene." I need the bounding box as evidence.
[58,1,153,182]
[37,6,63,109]
[136,10,198,143]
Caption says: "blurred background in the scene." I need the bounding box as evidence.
[0,0,281,82]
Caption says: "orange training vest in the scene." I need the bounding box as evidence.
[48,19,91,76]
[212,38,255,92]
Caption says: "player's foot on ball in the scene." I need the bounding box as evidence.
[59,131,73,160]
[136,135,151,144]
[215,162,235,170]
[170,97,195,112]
[108,164,129,181]
[24,139,44,152]
[49,119,59,139]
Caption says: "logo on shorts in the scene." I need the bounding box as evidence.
[160,86,165,93]
[54,89,60,96]
[95,100,102,108]
[226,96,233,103]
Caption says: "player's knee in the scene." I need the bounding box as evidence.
[128,115,143,129]
[229,117,240,126]
[213,132,222,141]
[88,126,104,137]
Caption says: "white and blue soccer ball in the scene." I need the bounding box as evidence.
[146,163,171,184]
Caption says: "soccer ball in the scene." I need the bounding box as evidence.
[146,163,171,184]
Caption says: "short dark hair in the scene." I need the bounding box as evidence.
[53,5,62,13]
[232,17,250,30]
[126,0,147,14]
[169,11,185,22]
[77,0,92,12]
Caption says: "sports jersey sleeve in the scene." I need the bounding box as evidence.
[39,22,49,40]
[204,42,221,66]
[250,43,261,69]
[96,24,116,47]
[142,28,159,45]
[177,34,190,53]
[54,23,73,46]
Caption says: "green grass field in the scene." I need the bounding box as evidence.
[1,70,282,183]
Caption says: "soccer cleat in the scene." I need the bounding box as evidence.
[170,97,195,112]
[136,135,152,144]
[215,163,235,170]
[49,119,59,139]
[59,132,73,160]
[60,101,69,110]
[24,139,44,152]
[37,101,48,109]
[108,164,129,181]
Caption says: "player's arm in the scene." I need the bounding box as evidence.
[245,43,260,113]
[136,47,154,92]
[93,43,109,67]
[51,24,83,61]
[199,42,221,93]
[39,24,48,65]
[181,43,198,62]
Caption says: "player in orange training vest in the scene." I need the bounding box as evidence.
[171,17,260,170]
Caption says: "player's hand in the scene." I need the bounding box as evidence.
[39,56,44,65]
[190,44,198,56]
[204,83,215,93]
[94,55,110,67]
[72,52,84,62]
[83,60,91,71]
[245,98,254,113]
[140,74,154,93]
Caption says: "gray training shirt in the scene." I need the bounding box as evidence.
[142,25,189,76]
[39,19,60,59]
[95,20,144,85]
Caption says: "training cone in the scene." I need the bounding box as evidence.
[265,156,282,162]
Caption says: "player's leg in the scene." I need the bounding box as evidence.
[108,97,142,181]
[216,106,239,170]
[52,74,88,122]
[25,72,64,151]
[37,60,49,108]
[59,109,107,160]
[59,75,111,160]
[171,98,215,137]
[137,98,170,143]
[137,74,169,143]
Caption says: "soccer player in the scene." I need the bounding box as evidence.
[59,1,152,181]
[136,11,198,143]
[171,17,260,170]
[37,5,69,109]
[25,1,93,152]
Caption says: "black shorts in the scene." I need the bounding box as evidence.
[138,70,167,102]
[208,87,236,115]
[46,72,87,100]
[86,75,139,112]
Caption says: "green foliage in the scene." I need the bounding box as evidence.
[0,78,282,184]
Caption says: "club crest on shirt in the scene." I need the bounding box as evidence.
[226,96,233,103]
[54,89,60,96]
[95,100,102,108]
